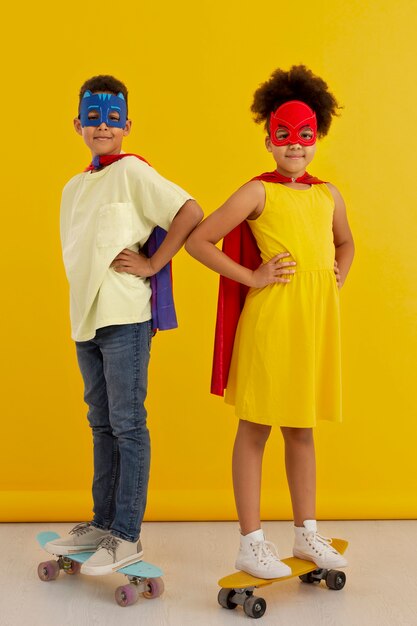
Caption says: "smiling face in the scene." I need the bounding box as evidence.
[266,100,317,178]
[74,91,131,157]
[265,137,317,178]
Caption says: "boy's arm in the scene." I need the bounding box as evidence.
[112,200,203,277]
[327,183,355,287]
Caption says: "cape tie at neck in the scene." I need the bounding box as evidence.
[84,152,151,172]
[252,170,324,184]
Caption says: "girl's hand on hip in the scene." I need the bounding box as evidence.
[111,249,155,277]
[251,252,296,288]
[334,259,342,288]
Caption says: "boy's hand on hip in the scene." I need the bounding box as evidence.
[111,249,155,277]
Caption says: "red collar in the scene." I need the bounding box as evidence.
[252,170,325,184]
[84,152,151,172]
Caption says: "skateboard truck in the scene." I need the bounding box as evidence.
[299,567,346,589]
[218,586,267,619]
[115,575,164,606]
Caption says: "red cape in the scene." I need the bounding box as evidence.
[211,170,325,396]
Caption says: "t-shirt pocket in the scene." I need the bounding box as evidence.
[96,203,134,247]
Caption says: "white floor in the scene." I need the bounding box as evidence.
[1,520,416,626]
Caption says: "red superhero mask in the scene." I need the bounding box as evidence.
[269,100,317,146]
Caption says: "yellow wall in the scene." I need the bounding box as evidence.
[1,0,416,521]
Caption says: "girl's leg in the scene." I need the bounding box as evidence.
[280,427,316,526]
[281,427,348,568]
[233,419,292,578]
[232,419,271,534]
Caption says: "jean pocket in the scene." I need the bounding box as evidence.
[97,203,134,247]
[147,320,154,348]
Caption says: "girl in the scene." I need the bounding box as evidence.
[186,65,354,578]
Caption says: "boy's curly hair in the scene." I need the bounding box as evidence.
[251,65,340,138]
[78,75,129,116]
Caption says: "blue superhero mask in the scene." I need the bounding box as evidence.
[80,90,127,128]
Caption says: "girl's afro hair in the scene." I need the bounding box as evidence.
[251,65,340,138]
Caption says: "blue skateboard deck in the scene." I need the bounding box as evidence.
[37,531,162,578]
[37,531,164,606]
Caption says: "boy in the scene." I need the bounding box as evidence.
[46,75,202,575]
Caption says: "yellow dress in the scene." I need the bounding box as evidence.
[225,182,342,427]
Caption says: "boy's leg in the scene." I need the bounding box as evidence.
[97,321,152,543]
[80,321,152,574]
[44,339,116,555]
[75,338,118,530]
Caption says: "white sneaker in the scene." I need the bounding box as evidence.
[81,534,143,575]
[235,529,292,579]
[44,522,108,555]
[293,520,348,568]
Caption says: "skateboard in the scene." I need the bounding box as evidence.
[218,538,348,619]
[36,531,164,607]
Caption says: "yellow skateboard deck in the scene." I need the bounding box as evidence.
[218,538,348,619]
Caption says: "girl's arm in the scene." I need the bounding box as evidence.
[327,183,355,288]
[185,181,296,288]
[112,199,203,276]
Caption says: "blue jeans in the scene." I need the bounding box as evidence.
[75,322,152,542]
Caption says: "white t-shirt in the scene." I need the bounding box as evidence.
[60,156,192,342]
